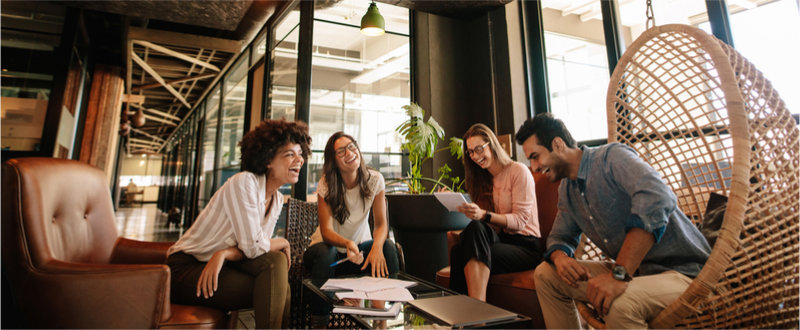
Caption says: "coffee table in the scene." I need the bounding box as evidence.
[302,272,531,329]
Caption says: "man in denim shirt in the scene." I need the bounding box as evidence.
[515,114,710,328]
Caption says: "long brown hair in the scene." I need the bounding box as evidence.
[322,132,372,224]
[462,123,514,211]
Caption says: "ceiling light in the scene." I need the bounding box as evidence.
[360,2,385,36]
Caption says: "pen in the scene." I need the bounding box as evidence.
[329,257,349,267]
[329,251,363,267]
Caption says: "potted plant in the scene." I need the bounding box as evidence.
[386,103,471,282]
[395,103,466,193]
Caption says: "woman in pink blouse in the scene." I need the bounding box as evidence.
[450,123,542,301]
[166,119,311,329]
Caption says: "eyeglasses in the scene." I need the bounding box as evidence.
[335,143,359,158]
[467,142,490,157]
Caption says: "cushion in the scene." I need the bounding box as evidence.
[701,192,727,247]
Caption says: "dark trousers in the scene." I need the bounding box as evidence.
[302,240,400,320]
[449,220,542,294]
[166,251,290,329]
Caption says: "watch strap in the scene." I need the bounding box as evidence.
[481,211,492,223]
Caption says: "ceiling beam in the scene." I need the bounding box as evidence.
[121,94,146,104]
[129,138,162,146]
[131,128,165,142]
[130,103,182,121]
[132,73,216,92]
[131,51,192,108]
[128,26,243,54]
[133,40,221,72]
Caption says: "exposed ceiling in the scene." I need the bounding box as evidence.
[90,0,510,155]
[3,0,511,155]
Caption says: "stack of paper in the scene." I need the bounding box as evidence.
[321,276,417,303]
[332,302,402,317]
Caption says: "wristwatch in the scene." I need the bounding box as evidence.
[481,211,492,223]
[612,264,633,282]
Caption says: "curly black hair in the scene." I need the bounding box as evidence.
[239,119,312,176]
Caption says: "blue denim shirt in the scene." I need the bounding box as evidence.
[545,143,711,278]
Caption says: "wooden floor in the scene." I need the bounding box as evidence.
[115,203,183,242]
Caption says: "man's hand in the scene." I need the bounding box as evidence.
[362,245,388,277]
[551,250,589,288]
[586,272,628,316]
[197,250,226,299]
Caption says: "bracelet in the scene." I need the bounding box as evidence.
[481,211,492,223]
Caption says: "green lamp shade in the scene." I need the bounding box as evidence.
[360,2,385,36]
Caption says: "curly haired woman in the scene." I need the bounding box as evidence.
[166,119,311,328]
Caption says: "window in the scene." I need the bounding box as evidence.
[721,0,799,113]
[220,54,249,169]
[306,0,410,197]
[1,4,65,152]
[269,7,300,120]
[616,0,710,47]
[199,87,220,208]
[540,1,611,142]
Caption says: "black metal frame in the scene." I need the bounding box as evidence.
[519,0,742,146]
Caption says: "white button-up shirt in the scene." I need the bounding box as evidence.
[167,171,283,261]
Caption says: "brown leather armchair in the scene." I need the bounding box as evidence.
[435,171,560,329]
[1,157,227,329]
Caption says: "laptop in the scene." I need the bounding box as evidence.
[407,295,518,327]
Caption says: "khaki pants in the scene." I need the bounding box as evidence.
[534,261,691,329]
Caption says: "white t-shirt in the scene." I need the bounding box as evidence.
[167,171,283,261]
[311,169,385,252]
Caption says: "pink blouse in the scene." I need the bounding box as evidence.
[492,162,540,237]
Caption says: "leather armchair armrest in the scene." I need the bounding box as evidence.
[22,260,173,328]
[110,237,174,264]
[446,230,462,261]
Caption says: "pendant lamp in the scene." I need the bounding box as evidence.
[132,107,146,127]
[360,1,385,36]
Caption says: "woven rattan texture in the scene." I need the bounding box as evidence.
[286,198,318,329]
[591,24,799,328]
[285,198,362,329]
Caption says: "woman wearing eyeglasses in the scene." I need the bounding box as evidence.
[302,131,400,326]
[449,123,542,301]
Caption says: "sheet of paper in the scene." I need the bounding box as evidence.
[321,276,417,292]
[332,302,402,317]
[433,192,469,212]
[335,287,415,302]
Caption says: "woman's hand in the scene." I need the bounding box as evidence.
[362,245,388,277]
[197,250,227,299]
[271,237,291,269]
[345,240,364,264]
[456,202,487,221]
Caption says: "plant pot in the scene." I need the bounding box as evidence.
[386,194,471,282]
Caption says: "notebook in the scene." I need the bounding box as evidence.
[407,295,518,327]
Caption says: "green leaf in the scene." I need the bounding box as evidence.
[449,137,464,160]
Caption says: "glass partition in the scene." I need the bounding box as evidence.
[199,87,220,208]
[220,54,249,169]
[269,6,300,120]
[307,0,410,198]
